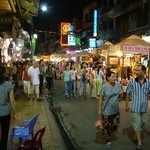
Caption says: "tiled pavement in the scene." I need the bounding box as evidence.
[8,93,67,150]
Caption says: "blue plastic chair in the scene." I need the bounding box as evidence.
[10,114,39,150]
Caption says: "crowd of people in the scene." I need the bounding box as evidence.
[0,59,149,150]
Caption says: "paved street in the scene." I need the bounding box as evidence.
[50,80,150,150]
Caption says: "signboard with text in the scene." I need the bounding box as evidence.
[89,38,96,48]
[123,44,150,54]
[60,22,71,46]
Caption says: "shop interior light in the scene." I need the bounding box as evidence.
[117,51,123,57]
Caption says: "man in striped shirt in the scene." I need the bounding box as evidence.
[125,65,150,150]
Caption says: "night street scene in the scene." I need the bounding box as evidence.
[0,0,150,150]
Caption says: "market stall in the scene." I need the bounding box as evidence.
[50,54,70,62]
[110,35,150,79]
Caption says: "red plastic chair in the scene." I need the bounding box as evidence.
[17,126,46,150]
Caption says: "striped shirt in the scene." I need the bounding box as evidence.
[126,77,150,113]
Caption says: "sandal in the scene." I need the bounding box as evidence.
[106,143,112,149]
[137,145,142,150]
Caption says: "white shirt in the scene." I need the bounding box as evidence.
[70,70,77,80]
[28,66,40,85]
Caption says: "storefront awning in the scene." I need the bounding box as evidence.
[0,0,16,13]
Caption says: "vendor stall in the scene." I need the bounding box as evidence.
[110,35,150,79]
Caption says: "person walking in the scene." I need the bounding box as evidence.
[28,61,41,101]
[78,62,88,96]
[70,64,77,97]
[0,65,16,150]
[63,65,71,98]
[39,59,45,95]
[125,64,150,150]
[22,64,30,99]
[98,71,123,149]
[45,64,53,92]
[96,65,103,99]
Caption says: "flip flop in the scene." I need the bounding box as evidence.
[106,143,112,149]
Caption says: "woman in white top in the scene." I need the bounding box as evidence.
[78,62,88,96]
[70,64,77,97]
[96,65,103,97]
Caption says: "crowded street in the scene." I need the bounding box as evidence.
[7,79,150,150]
[0,0,150,150]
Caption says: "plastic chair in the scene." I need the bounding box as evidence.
[17,126,46,150]
[10,114,39,150]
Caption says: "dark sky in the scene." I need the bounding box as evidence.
[33,0,94,30]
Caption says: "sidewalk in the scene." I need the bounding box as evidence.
[8,93,67,150]
[51,80,150,150]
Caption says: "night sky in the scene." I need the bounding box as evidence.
[33,0,94,31]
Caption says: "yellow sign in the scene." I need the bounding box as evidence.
[61,22,71,35]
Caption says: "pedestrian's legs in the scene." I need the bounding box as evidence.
[73,80,76,94]
[78,80,83,95]
[83,80,87,95]
[35,85,40,99]
[131,112,147,147]
[70,80,73,96]
[49,77,53,91]
[64,81,69,96]
[39,75,43,94]
[0,114,11,150]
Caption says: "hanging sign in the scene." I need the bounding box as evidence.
[123,44,150,54]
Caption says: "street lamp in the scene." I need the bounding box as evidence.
[41,5,47,12]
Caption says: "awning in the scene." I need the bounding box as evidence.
[0,0,16,13]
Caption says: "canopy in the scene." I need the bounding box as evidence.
[50,54,70,59]
[98,41,113,56]
[98,41,113,50]
[120,35,150,45]
[71,51,92,57]
[110,35,150,54]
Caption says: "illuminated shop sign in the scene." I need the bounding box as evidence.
[89,38,96,48]
[61,22,71,35]
[123,44,150,54]
[93,9,97,37]
[60,22,71,46]
[68,34,76,46]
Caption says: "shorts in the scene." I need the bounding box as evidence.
[131,112,148,131]
[23,80,30,94]
[28,84,39,95]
